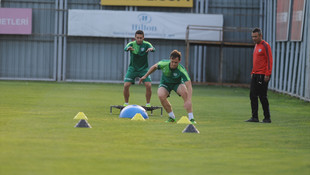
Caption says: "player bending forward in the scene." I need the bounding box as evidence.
[139,50,196,124]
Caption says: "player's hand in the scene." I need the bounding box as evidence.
[264,75,270,82]
[127,47,134,51]
[139,76,146,84]
[146,48,153,52]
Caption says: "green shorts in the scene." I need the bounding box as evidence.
[159,83,182,96]
[124,67,151,83]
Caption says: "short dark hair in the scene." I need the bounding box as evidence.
[135,30,144,36]
[170,50,181,60]
[252,28,262,35]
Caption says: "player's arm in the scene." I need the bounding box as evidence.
[124,42,134,51]
[139,63,158,84]
[146,47,154,52]
[146,42,155,52]
[264,43,273,82]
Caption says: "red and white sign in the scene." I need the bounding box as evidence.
[0,8,32,35]
[276,0,291,41]
[290,0,306,41]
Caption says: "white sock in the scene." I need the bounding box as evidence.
[188,112,194,120]
[168,112,175,119]
[146,103,150,106]
[124,102,129,105]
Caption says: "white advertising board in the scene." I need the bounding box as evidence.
[68,10,223,41]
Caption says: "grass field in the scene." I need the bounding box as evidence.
[0,81,309,175]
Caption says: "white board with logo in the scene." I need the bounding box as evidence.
[68,10,223,41]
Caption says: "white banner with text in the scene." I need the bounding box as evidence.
[68,10,223,41]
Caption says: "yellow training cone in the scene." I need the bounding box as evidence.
[73,112,88,120]
[131,113,145,121]
[177,116,191,124]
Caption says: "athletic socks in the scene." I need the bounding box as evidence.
[168,112,175,119]
[168,112,193,120]
[188,112,194,120]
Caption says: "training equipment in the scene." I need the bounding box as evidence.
[131,113,145,121]
[119,105,149,119]
[73,112,88,120]
[110,105,125,114]
[110,105,163,116]
[177,116,191,124]
[182,124,199,133]
[75,119,92,128]
[141,106,163,116]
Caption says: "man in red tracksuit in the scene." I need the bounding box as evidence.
[245,28,273,123]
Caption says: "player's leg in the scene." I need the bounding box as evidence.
[140,69,152,106]
[176,84,195,123]
[144,82,152,104]
[123,82,131,105]
[157,87,171,113]
[258,77,271,123]
[158,87,176,122]
[123,68,136,105]
[176,84,192,113]
[246,74,259,122]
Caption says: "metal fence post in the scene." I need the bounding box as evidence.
[57,0,64,81]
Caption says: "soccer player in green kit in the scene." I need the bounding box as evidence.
[123,30,155,107]
[139,50,196,124]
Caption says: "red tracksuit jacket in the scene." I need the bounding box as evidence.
[251,40,273,76]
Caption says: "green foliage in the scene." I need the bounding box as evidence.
[0,81,309,175]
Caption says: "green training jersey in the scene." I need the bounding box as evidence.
[124,40,155,72]
[157,60,191,84]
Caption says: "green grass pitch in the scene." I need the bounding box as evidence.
[0,81,309,175]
